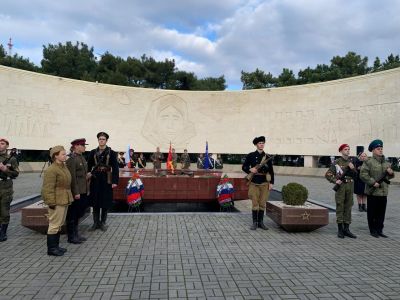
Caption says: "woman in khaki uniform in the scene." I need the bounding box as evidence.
[42,145,73,256]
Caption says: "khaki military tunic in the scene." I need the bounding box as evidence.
[0,152,19,224]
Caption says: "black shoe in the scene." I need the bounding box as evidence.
[362,204,367,212]
[257,210,268,230]
[337,223,344,239]
[0,224,8,242]
[56,233,67,253]
[370,232,379,238]
[378,232,388,238]
[47,234,64,256]
[67,236,82,244]
[343,224,357,239]
[358,204,363,212]
[99,223,108,232]
[250,222,257,230]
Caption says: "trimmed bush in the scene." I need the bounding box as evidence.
[282,182,309,206]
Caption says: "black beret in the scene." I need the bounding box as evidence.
[97,132,109,140]
[368,139,383,152]
[253,136,266,145]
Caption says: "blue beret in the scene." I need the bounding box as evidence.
[368,139,383,152]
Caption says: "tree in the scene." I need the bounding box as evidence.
[372,57,382,72]
[194,76,226,91]
[41,41,97,80]
[382,53,400,70]
[169,71,197,90]
[240,68,276,89]
[330,51,369,78]
[276,68,297,87]
[0,44,38,71]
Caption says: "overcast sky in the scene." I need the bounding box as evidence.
[1,0,399,89]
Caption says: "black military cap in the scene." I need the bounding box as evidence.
[253,136,266,145]
[97,132,109,140]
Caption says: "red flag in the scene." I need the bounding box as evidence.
[167,142,174,173]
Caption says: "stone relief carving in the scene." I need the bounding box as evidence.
[0,98,58,138]
[141,94,196,149]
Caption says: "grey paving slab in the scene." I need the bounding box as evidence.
[2,176,400,299]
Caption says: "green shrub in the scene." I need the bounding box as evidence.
[281,182,309,206]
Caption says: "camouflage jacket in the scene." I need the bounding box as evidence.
[325,157,356,184]
[0,151,19,180]
[360,155,394,196]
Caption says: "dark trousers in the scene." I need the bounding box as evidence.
[66,194,88,224]
[367,195,387,234]
[92,206,108,224]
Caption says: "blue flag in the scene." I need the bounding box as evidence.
[204,141,209,169]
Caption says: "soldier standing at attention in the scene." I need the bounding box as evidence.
[360,139,394,238]
[0,138,19,242]
[66,138,89,244]
[325,144,357,239]
[42,146,73,256]
[180,149,191,169]
[171,148,178,169]
[242,136,274,230]
[151,147,164,172]
[87,132,119,232]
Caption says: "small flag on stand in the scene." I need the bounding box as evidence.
[125,145,131,168]
[167,142,175,173]
[203,141,209,169]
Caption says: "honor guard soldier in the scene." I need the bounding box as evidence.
[151,147,164,172]
[360,139,394,238]
[87,132,119,231]
[180,149,191,169]
[242,136,274,230]
[66,138,89,243]
[325,144,357,239]
[0,137,19,242]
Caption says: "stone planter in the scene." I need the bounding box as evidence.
[265,201,329,232]
[21,200,89,234]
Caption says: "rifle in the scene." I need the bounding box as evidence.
[245,154,274,185]
[332,166,351,191]
[369,169,392,193]
[0,151,17,179]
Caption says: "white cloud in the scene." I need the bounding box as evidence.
[1,0,400,89]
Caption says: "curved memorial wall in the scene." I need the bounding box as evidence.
[1,65,399,156]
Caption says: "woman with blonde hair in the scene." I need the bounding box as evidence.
[42,145,73,256]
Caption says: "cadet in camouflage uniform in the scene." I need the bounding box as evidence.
[180,149,191,169]
[325,144,357,239]
[66,138,89,244]
[0,137,19,242]
[360,139,394,238]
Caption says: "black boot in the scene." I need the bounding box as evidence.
[56,233,67,253]
[89,210,100,231]
[362,204,367,212]
[257,210,268,230]
[67,221,81,244]
[0,224,8,242]
[343,224,357,239]
[250,210,258,230]
[74,219,86,242]
[358,204,362,212]
[337,223,344,238]
[47,234,64,256]
[99,209,108,232]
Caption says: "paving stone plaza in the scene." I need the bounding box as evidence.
[1,174,400,299]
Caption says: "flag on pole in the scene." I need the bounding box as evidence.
[167,142,175,173]
[124,145,131,168]
[203,141,209,169]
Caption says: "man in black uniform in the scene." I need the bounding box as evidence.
[242,136,274,230]
[87,132,119,232]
